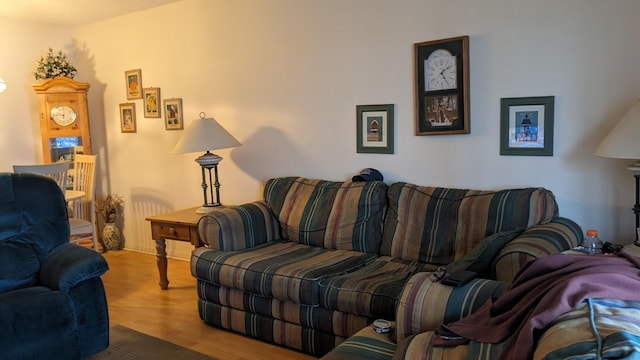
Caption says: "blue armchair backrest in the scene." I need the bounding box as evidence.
[0,173,70,292]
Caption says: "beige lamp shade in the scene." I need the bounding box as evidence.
[594,100,640,162]
[172,114,241,154]
[0,78,6,93]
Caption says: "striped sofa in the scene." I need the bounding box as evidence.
[322,266,640,360]
[191,177,582,356]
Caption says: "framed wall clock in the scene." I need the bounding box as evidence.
[414,35,470,135]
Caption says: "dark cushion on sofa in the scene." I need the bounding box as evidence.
[264,177,388,254]
[445,228,523,278]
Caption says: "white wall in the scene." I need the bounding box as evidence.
[2,0,639,259]
[0,18,73,166]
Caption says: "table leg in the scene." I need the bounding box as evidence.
[155,238,169,290]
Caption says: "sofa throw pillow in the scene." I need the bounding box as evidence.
[445,228,523,278]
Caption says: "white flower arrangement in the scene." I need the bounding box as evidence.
[34,48,77,80]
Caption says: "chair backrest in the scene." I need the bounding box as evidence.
[13,161,71,193]
[71,154,97,222]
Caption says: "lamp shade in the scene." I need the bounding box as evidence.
[172,115,241,154]
[594,100,640,160]
[0,78,6,93]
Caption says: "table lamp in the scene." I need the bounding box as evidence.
[173,112,241,213]
[594,100,640,245]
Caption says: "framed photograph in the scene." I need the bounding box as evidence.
[163,98,183,130]
[119,103,136,133]
[414,36,470,135]
[356,104,394,154]
[142,87,161,118]
[500,96,554,156]
[125,69,142,100]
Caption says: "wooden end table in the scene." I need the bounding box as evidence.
[146,207,204,290]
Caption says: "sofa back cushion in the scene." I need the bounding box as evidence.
[380,182,558,264]
[264,177,388,253]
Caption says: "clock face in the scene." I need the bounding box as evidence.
[425,49,457,91]
[50,105,77,126]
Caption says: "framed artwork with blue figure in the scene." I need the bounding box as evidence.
[500,96,554,156]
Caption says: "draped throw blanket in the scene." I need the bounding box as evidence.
[434,252,640,360]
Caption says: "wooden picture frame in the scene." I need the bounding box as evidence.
[356,104,394,154]
[119,103,136,133]
[125,69,142,100]
[142,87,161,118]
[500,96,554,156]
[414,36,470,135]
[163,98,183,130]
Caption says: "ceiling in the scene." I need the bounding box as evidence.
[0,0,182,26]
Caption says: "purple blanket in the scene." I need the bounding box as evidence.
[435,252,640,360]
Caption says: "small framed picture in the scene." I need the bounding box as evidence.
[163,98,183,130]
[125,69,142,100]
[119,103,136,133]
[356,104,394,154]
[500,96,554,156]
[142,87,161,118]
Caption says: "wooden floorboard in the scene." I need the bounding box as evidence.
[101,250,317,360]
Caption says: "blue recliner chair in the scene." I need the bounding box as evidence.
[0,172,109,359]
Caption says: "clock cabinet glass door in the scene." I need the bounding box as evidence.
[48,136,84,189]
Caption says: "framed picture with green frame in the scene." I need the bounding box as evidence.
[356,104,394,154]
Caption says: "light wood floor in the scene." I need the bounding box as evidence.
[101,250,317,360]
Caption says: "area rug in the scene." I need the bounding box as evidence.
[86,325,215,360]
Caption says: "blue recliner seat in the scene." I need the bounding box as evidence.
[0,172,110,359]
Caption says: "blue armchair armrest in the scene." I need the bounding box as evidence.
[40,243,109,291]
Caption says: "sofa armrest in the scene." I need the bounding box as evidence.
[493,216,583,283]
[40,243,109,292]
[197,201,280,251]
[395,272,507,342]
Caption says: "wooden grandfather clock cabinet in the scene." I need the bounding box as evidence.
[32,77,92,163]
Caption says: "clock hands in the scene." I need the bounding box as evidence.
[438,65,454,86]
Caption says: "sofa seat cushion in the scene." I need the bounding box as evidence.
[381,183,558,264]
[192,241,377,305]
[0,286,75,348]
[318,256,423,319]
[197,280,369,337]
[264,177,388,253]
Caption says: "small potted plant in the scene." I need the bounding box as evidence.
[95,194,124,251]
[34,48,77,80]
